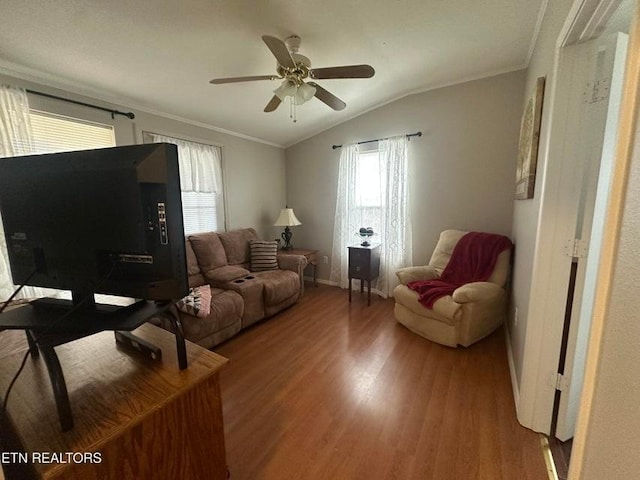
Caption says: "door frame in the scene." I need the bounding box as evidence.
[516,0,625,434]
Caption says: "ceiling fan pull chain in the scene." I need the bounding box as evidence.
[289,96,297,123]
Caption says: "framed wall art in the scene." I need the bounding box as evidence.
[515,76,545,200]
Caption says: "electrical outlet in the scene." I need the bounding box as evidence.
[322,255,328,264]
[514,307,519,327]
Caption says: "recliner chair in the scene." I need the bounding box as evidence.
[393,229,512,347]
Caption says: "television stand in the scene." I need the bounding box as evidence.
[0,324,229,480]
[0,301,187,431]
[30,296,146,315]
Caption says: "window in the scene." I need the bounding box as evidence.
[146,133,225,235]
[9,110,115,299]
[330,137,411,297]
[181,191,220,235]
[355,150,385,208]
[353,147,387,236]
[29,110,115,153]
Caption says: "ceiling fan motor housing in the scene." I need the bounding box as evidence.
[273,35,311,84]
[284,35,301,54]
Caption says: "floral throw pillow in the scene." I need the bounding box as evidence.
[176,285,212,319]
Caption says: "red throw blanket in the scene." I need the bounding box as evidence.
[408,232,512,308]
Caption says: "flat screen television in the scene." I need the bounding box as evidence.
[0,143,188,312]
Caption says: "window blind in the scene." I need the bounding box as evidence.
[29,110,115,153]
[181,191,221,234]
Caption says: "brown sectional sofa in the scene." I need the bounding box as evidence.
[151,228,307,349]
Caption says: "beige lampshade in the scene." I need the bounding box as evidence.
[274,208,302,227]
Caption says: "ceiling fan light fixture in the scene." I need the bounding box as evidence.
[274,79,297,101]
[210,35,371,119]
[295,82,316,105]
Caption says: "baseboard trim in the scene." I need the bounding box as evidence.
[303,277,338,287]
[303,277,388,298]
[504,323,521,408]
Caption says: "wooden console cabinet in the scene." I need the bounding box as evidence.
[0,323,228,480]
[348,244,381,306]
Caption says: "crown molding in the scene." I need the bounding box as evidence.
[0,61,285,149]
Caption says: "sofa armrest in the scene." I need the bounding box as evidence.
[278,254,308,273]
[395,266,439,285]
[278,254,308,297]
[452,282,504,304]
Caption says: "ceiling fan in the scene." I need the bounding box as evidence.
[209,35,375,119]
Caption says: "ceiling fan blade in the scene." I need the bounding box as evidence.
[264,95,282,112]
[262,35,296,69]
[308,82,346,111]
[309,65,375,80]
[210,75,279,84]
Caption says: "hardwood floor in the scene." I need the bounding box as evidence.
[216,285,548,480]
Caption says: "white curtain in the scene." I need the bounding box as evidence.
[330,143,359,290]
[330,136,412,297]
[0,85,35,300]
[150,133,222,194]
[380,136,412,295]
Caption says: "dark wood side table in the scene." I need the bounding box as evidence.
[278,248,320,286]
[348,244,381,306]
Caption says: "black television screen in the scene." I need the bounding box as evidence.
[0,143,188,309]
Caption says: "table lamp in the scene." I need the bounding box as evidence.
[274,207,301,250]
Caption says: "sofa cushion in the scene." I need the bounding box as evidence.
[487,249,511,287]
[189,232,228,271]
[151,288,243,346]
[205,265,250,284]
[249,240,279,271]
[209,288,244,330]
[428,229,467,275]
[218,228,259,265]
[219,277,265,328]
[185,240,206,288]
[254,269,299,305]
[176,285,212,319]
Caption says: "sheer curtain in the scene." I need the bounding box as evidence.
[149,133,225,234]
[330,135,412,297]
[0,85,35,300]
[150,134,222,194]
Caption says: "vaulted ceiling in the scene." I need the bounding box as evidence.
[0,0,545,147]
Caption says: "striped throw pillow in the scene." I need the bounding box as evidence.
[250,240,279,271]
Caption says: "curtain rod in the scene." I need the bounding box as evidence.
[26,89,136,120]
[332,131,422,150]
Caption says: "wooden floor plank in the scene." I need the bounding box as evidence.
[216,285,548,480]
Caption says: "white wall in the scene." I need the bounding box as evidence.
[508,0,574,386]
[285,70,526,281]
[0,73,286,240]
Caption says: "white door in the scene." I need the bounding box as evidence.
[554,32,629,441]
